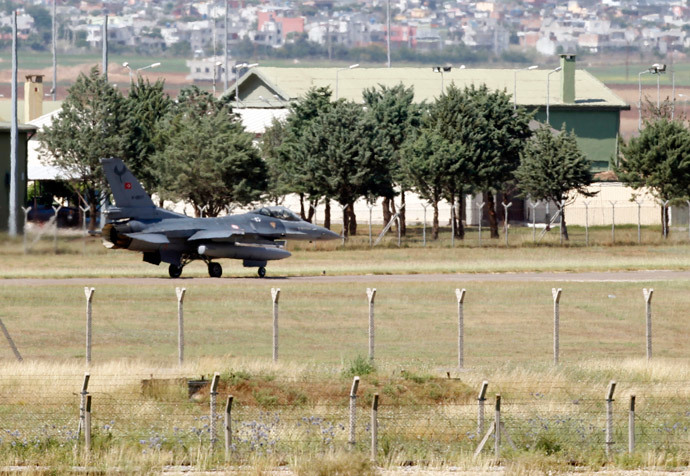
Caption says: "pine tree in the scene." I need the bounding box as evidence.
[515,125,596,240]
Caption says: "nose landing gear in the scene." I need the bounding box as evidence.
[258,266,266,278]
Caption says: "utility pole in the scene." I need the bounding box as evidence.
[9,10,17,236]
[386,0,391,67]
[102,14,108,79]
[52,0,57,100]
[224,0,229,92]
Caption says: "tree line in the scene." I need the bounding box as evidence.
[40,66,605,239]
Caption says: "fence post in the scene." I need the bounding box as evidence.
[0,316,22,362]
[477,201,485,246]
[559,200,565,245]
[643,288,653,360]
[455,288,466,369]
[224,395,233,458]
[687,200,690,242]
[605,380,616,458]
[349,376,360,447]
[368,203,374,247]
[84,394,92,453]
[635,200,643,244]
[367,288,376,361]
[610,201,617,244]
[494,394,501,460]
[210,372,220,448]
[421,203,428,247]
[78,372,90,436]
[552,288,562,365]
[583,200,590,246]
[477,380,488,437]
[450,202,455,248]
[628,395,635,454]
[340,204,347,246]
[529,200,539,242]
[271,288,280,362]
[503,202,512,247]
[21,206,30,254]
[370,393,379,461]
[52,205,62,254]
[176,287,186,366]
[80,204,89,256]
[84,287,95,366]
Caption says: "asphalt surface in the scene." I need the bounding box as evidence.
[2,269,690,286]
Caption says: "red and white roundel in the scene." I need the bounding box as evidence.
[124,182,132,190]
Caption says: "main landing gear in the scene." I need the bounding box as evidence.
[257,266,266,278]
[168,264,183,279]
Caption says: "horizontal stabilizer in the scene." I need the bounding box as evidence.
[188,229,245,241]
[124,232,170,244]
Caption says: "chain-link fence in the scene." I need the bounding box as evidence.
[0,374,688,465]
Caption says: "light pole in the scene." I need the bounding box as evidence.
[335,63,359,100]
[513,65,538,110]
[651,63,666,108]
[212,61,222,96]
[433,65,452,94]
[638,64,665,131]
[234,62,258,107]
[123,61,161,82]
[546,66,562,125]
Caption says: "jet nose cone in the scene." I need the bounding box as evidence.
[322,229,341,240]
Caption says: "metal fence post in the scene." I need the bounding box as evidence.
[455,288,466,369]
[84,394,92,453]
[0,316,22,362]
[628,395,636,454]
[52,205,62,254]
[210,372,220,448]
[450,202,455,248]
[371,393,379,461]
[552,288,562,365]
[477,381,488,437]
[503,202,512,247]
[606,380,616,458]
[421,203,428,247]
[21,206,30,254]
[610,201,616,244]
[494,394,501,460]
[635,200,643,244]
[225,395,233,458]
[367,288,376,361]
[78,372,90,436]
[176,287,186,366]
[349,376,360,447]
[643,288,653,360]
[80,204,89,255]
[660,200,670,238]
[559,200,565,245]
[529,200,539,242]
[687,200,690,242]
[368,203,374,247]
[583,200,590,246]
[271,288,280,362]
[477,201,485,246]
[84,287,95,366]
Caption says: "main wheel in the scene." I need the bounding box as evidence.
[257,266,266,278]
[168,264,183,279]
[208,262,223,278]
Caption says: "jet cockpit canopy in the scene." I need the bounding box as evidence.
[253,206,302,222]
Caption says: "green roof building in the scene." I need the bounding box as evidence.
[227,54,629,172]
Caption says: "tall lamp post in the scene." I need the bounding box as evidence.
[638,64,665,131]
[234,62,258,107]
[433,65,452,94]
[335,63,359,100]
[546,66,562,125]
[212,61,222,96]
[513,65,538,110]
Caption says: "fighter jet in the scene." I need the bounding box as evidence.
[100,157,340,278]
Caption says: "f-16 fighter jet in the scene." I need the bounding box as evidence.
[101,157,339,278]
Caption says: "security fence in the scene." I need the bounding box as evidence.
[0,374,688,465]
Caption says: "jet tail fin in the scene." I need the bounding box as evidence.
[101,157,155,209]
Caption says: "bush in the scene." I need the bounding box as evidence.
[342,355,376,378]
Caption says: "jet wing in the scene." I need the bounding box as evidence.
[124,232,171,244]
[187,229,246,241]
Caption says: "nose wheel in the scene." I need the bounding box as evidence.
[208,262,223,278]
[257,266,266,278]
[168,264,183,279]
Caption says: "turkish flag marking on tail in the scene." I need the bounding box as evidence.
[124,182,132,190]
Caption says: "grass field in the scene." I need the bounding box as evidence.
[1,233,689,472]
